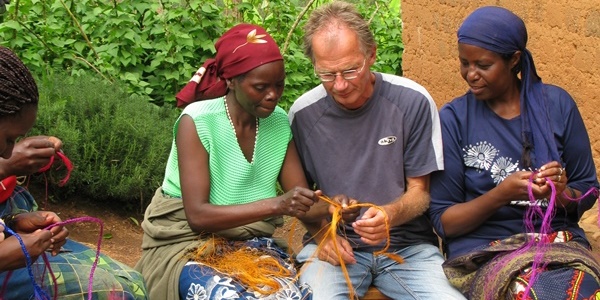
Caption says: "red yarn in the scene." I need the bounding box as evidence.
[38,151,73,187]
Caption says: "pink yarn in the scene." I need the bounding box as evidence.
[484,173,599,300]
[42,216,104,300]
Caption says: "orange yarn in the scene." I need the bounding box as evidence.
[301,195,404,299]
[185,237,292,295]
[185,195,403,298]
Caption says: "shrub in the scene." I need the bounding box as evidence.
[29,71,179,211]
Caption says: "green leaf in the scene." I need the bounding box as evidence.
[123,72,138,82]
[1,20,21,30]
[129,217,140,226]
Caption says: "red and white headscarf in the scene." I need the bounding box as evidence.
[175,24,283,108]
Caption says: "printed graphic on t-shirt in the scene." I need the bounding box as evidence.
[463,141,548,207]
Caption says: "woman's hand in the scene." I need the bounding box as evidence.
[20,229,55,258]
[496,171,537,203]
[496,161,567,203]
[0,136,61,177]
[0,229,54,271]
[327,194,360,223]
[533,161,567,199]
[11,211,68,255]
[278,187,320,218]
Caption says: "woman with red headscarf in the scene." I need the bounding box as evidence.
[135,24,318,299]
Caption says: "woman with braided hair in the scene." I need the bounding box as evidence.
[0,45,68,271]
[0,46,149,299]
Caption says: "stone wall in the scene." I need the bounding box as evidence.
[402,0,600,173]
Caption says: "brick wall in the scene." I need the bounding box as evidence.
[402,0,600,172]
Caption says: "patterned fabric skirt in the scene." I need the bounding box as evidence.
[0,185,148,299]
[179,237,312,300]
[507,266,600,300]
[443,232,600,300]
[0,239,147,300]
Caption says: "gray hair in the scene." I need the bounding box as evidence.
[303,1,376,62]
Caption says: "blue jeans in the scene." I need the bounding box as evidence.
[297,243,465,299]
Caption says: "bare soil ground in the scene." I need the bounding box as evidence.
[29,185,600,268]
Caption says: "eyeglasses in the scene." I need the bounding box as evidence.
[314,59,366,82]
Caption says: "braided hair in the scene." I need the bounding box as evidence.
[0,46,38,117]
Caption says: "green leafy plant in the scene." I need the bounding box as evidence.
[0,0,225,106]
[0,0,402,109]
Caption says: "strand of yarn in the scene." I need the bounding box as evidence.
[562,187,600,227]
[38,151,73,187]
[519,173,556,299]
[44,216,104,300]
[41,253,59,300]
[36,150,74,210]
[1,216,104,300]
[3,226,52,299]
[0,269,11,296]
[521,180,598,299]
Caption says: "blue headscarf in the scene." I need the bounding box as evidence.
[457,6,559,169]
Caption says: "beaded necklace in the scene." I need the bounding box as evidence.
[224,98,259,163]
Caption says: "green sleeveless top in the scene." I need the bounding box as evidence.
[161,97,292,205]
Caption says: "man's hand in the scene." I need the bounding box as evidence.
[315,235,356,266]
[352,206,389,245]
[327,194,361,223]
